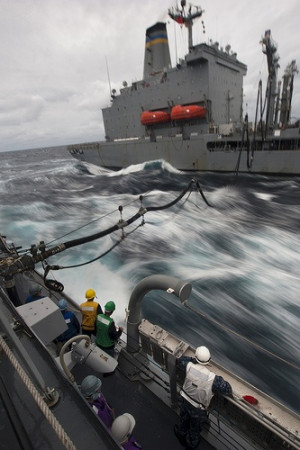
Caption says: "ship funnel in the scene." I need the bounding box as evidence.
[143,22,171,79]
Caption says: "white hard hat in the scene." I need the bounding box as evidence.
[195,346,211,365]
[111,413,136,444]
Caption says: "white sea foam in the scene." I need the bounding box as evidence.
[0,149,300,413]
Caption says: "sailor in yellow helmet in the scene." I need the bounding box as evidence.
[79,289,103,337]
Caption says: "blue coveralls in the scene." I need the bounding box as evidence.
[176,356,232,449]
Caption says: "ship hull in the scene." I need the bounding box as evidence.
[69,135,300,175]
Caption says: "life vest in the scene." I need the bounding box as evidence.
[96,314,115,348]
[79,300,99,330]
[91,393,113,428]
[181,362,215,408]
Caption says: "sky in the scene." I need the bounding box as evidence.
[0,0,299,152]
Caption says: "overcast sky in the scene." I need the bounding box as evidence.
[1,0,299,152]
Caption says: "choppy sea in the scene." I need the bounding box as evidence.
[0,147,299,414]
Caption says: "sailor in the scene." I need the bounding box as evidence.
[95,301,123,357]
[111,413,142,449]
[174,346,232,449]
[80,375,114,428]
[55,299,80,353]
[79,289,103,337]
[25,284,44,303]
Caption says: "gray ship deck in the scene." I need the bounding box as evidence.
[0,275,214,450]
[72,363,215,450]
[0,307,120,449]
[2,266,299,450]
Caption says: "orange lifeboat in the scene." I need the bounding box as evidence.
[171,105,206,121]
[141,110,170,126]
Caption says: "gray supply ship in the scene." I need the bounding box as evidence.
[1,180,300,449]
[68,1,300,175]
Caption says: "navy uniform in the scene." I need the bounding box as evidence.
[57,303,80,343]
[25,284,44,303]
[56,299,81,354]
[175,347,232,449]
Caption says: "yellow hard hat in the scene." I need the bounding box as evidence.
[85,288,96,300]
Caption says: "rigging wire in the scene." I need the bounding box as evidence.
[55,179,212,260]
[42,182,211,280]
[15,186,155,254]
[44,179,207,254]
[43,184,206,275]
[184,302,300,372]
[45,240,121,272]
[44,178,208,249]
[235,75,270,177]
[0,179,212,279]
[44,222,143,272]
[235,114,251,176]
[45,191,146,247]
[45,209,115,246]
[136,288,300,373]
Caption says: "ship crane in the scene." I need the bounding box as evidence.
[279,59,298,127]
[261,30,280,133]
[168,0,204,51]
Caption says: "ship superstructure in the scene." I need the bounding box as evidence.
[68,1,300,174]
[102,4,246,143]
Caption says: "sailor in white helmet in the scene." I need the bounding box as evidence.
[111,413,142,449]
[174,346,232,449]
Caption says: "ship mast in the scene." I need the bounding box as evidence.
[168,0,203,52]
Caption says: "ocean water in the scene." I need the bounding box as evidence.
[0,147,299,415]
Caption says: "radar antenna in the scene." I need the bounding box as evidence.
[168,1,204,51]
